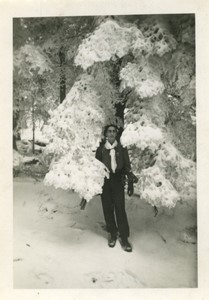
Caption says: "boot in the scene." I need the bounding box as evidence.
[120,237,132,252]
[108,233,117,248]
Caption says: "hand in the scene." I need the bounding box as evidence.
[127,172,138,183]
[127,181,134,196]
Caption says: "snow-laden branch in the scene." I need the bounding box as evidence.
[119,61,165,98]
[14,44,53,77]
[74,18,177,71]
[120,120,164,152]
[74,20,144,70]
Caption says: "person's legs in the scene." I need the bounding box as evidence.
[101,178,118,239]
[111,173,129,238]
[111,173,132,252]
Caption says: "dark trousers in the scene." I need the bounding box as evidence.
[101,172,130,239]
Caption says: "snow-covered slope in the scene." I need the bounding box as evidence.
[13,178,197,288]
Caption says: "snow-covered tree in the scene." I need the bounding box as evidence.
[13,41,56,152]
[13,17,96,150]
[44,65,121,200]
[42,15,196,208]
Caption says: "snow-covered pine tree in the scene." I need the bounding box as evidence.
[13,17,95,148]
[44,65,122,201]
[44,15,196,208]
[13,41,57,152]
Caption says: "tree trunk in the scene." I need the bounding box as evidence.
[13,134,18,150]
[111,57,131,137]
[13,113,18,151]
[32,97,35,154]
[115,102,125,139]
[116,102,125,122]
[13,111,19,150]
[59,46,66,103]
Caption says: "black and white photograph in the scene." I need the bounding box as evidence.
[1,0,209,299]
[13,13,197,289]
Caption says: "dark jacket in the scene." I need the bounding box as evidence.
[95,141,132,175]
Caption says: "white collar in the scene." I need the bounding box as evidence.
[105,140,118,149]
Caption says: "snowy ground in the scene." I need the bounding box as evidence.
[13,177,197,288]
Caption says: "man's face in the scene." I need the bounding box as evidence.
[106,126,117,144]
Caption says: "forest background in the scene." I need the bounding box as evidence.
[1,0,209,295]
[13,14,196,210]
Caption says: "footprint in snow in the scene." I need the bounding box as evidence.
[34,272,54,286]
[84,270,145,288]
[13,258,23,262]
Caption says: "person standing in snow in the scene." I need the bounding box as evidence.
[95,124,138,252]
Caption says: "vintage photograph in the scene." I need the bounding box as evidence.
[13,14,197,288]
